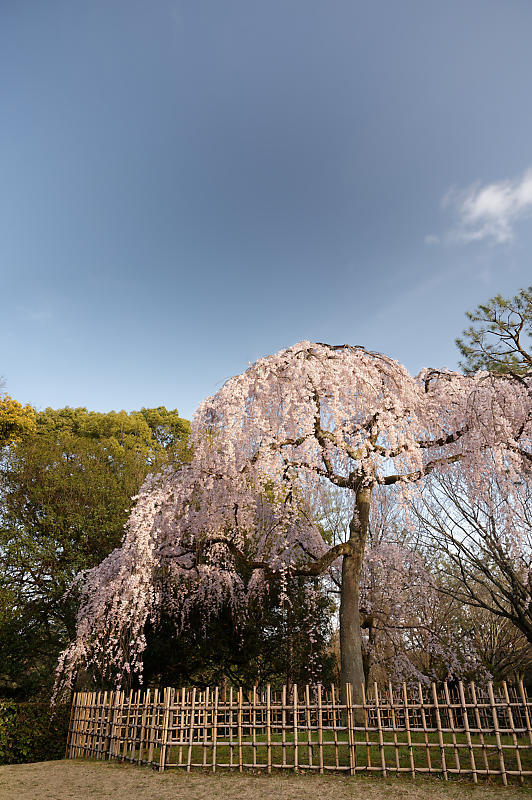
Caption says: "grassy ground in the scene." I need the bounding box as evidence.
[1,760,531,800]
[166,730,532,776]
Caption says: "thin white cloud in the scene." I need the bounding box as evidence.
[442,168,532,245]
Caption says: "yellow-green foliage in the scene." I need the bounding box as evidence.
[0,395,36,447]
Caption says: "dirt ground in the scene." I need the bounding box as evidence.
[0,760,531,800]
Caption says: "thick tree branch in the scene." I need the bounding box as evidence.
[204,536,351,577]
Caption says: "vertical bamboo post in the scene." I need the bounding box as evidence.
[121,690,133,761]
[138,689,149,764]
[252,686,257,769]
[96,692,108,758]
[105,691,112,759]
[346,683,355,776]
[109,690,117,759]
[443,680,460,775]
[97,691,107,758]
[92,691,100,758]
[126,690,133,762]
[502,681,522,784]
[470,682,489,777]
[130,690,138,762]
[202,688,209,767]
[317,683,324,774]
[388,684,400,774]
[229,687,234,769]
[72,692,81,758]
[80,692,89,758]
[145,689,154,765]
[293,684,299,771]
[90,691,99,758]
[158,688,172,772]
[113,690,121,758]
[305,685,313,770]
[89,691,98,758]
[91,691,99,759]
[417,683,431,774]
[109,690,121,759]
[117,689,126,759]
[488,681,507,785]
[87,692,94,758]
[127,691,135,762]
[81,692,89,758]
[177,688,186,767]
[282,685,287,768]
[237,687,243,772]
[76,692,84,758]
[187,686,197,772]
[518,680,532,746]
[104,690,113,759]
[76,691,85,759]
[361,682,371,771]
[111,690,119,758]
[83,692,92,758]
[135,689,143,762]
[67,693,77,758]
[77,692,87,758]
[212,686,219,772]
[93,691,100,757]
[82,692,91,758]
[266,684,272,774]
[87,692,95,758]
[91,691,99,758]
[374,683,386,777]
[402,683,415,778]
[147,688,160,766]
[431,683,447,780]
[458,681,477,783]
[65,693,77,759]
[331,684,339,770]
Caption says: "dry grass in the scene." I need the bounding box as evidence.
[0,760,531,800]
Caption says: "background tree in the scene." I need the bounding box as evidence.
[0,380,36,447]
[0,406,190,699]
[54,342,531,703]
[464,605,531,684]
[422,288,532,685]
[413,461,532,646]
[456,286,532,375]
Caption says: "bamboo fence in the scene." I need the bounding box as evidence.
[66,681,532,784]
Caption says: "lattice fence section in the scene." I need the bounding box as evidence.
[66,681,532,784]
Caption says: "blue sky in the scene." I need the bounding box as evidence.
[1,1,531,420]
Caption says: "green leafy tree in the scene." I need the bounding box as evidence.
[0,406,190,699]
[456,286,532,374]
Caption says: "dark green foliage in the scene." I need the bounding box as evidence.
[456,286,532,374]
[141,579,337,692]
[0,701,70,764]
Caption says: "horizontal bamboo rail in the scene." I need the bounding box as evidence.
[66,680,532,784]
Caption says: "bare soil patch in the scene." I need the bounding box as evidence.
[0,760,531,800]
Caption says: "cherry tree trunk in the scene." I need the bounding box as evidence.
[339,485,371,705]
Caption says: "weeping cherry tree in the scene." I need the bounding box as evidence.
[55,342,531,702]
